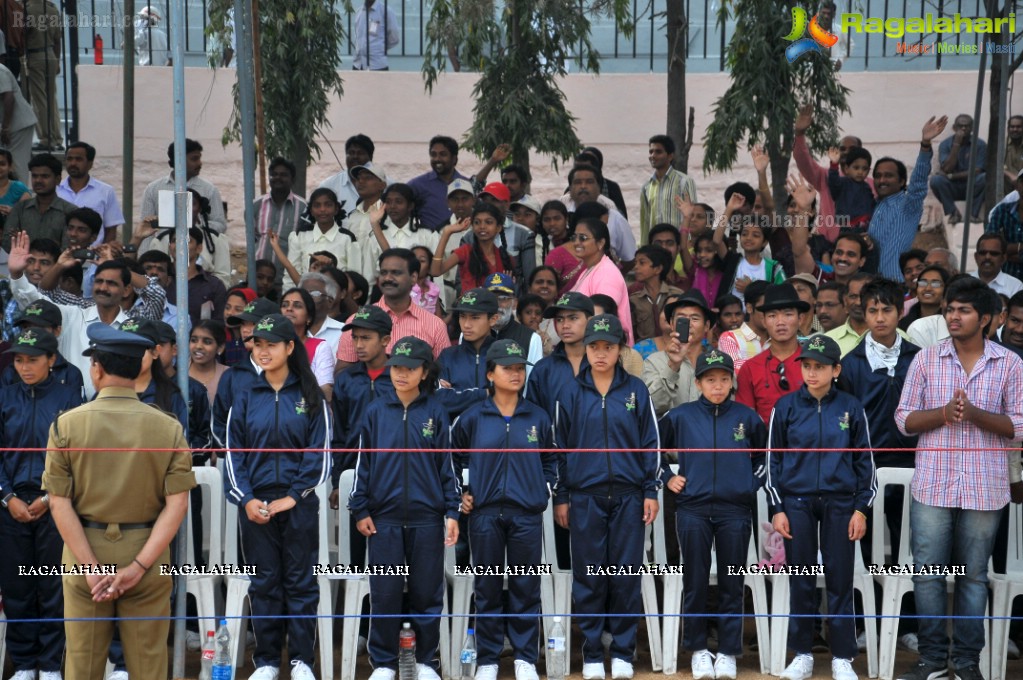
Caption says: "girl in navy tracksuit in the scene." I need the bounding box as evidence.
[0,329,83,678]
[438,287,500,418]
[224,314,331,679]
[659,349,766,680]
[451,339,558,680]
[349,335,460,680]
[765,334,875,680]
[554,314,661,680]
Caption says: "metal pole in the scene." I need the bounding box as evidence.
[959,39,987,274]
[170,0,189,676]
[234,0,258,289]
[122,0,135,241]
[993,50,1008,200]
[251,0,267,195]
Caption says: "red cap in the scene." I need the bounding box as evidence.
[481,182,511,202]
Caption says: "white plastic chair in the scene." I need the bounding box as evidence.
[759,489,879,678]
[988,500,1023,680]
[660,468,771,675]
[185,465,226,644]
[0,609,7,671]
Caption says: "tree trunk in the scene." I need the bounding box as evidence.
[666,0,690,172]
[291,138,310,198]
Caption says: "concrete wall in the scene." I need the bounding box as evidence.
[77,66,998,247]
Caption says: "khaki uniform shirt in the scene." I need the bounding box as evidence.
[23,0,62,56]
[42,386,195,522]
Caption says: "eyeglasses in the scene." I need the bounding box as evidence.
[776,360,790,391]
[569,233,592,242]
[917,279,944,289]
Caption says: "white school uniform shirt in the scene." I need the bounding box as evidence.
[286,224,360,290]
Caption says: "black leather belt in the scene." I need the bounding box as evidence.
[26,47,51,54]
[81,520,155,530]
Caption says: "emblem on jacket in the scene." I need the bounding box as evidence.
[422,418,435,438]
[625,392,636,412]
[734,423,746,442]
[839,411,850,431]
[295,398,307,415]
[526,426,539,443]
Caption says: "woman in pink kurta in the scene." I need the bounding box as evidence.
[568,217,635,345]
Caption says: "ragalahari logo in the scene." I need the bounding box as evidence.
[784,6,839,62]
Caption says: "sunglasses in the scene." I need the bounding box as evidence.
[917,279,944,289]
[569,233,592,242]
[776,360,790,391]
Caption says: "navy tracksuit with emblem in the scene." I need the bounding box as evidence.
[451,397,558,666]
[224,372,331,669]
[554,365,661,664]
[765,385,876,660]
[437,335,495,418]
[0,375,83,673]
[349,392,460,671]
[331,363,397,480]
[211,355,261,448]
[659,396,767,656]
[525,342,588,419]
[1,351,84,397]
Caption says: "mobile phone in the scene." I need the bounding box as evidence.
[675,316,690,342]
[122,244,138,254]
[71,249,96,261]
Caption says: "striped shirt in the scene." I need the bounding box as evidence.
[335,298,451,363]
[639,167,697,242]
[985,199,1023,280]
[895,338,1023,511]
[868,149,932,280]
[253,192,306,272]
[717,322,766,373]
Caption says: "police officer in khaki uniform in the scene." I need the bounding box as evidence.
[42,323,195,680]
[22,0,62,150]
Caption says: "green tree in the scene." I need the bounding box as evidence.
[422,0,633,176]
[206,1,347,192]
[703,1,850,210]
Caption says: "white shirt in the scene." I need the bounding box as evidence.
[362,217,441,283]
[11,274,131,398]
[907,313,950,349]
[141,174,228,234]
[317,171,361,217]
[351,1,400,70]
[312,316,346,358]
[286,225,359,289]
[309,338,336,388]
[970,269,1023,298]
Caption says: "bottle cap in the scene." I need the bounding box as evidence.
[207,631,214,637]
[553,616,562,623]
[220,618,227,625]
[467,628,474,635]
[403,622,411,628]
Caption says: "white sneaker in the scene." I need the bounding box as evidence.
[832,657,858,680]
[290,660,315,680]
[368,669,396,680]
[714,654,737,680]
[582,662,606,680]
[898,633,919,653]
[476,664,499,680]
[856,629,867,651]
[691,649,715,680]
[106,672,129,680]
[610,658,634,680]
[248,667,279,680]
[1008,638,1020,659]
[12,671,38,680]
[418,664,442,680]
[186,629,202,652]
[780,653,814,680]
[40,672,63,680]
[514,660,539,680]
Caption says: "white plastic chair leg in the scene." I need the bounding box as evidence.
[341,579,370,680]
[641,572,663,672]
[659,573,682,674]
[317,578,336,680]
[224,577,252,669]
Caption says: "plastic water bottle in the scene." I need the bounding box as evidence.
[212,619,233,680]
[460,628,477,680]
[199,630,215,680]
[399,622,417,680]
[547,617,567,680]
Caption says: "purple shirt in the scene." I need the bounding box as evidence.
[407,169,469,231]
[56,176,125,244]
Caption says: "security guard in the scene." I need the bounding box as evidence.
[42,324,195,680]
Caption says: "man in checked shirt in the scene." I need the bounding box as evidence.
[895,277,1023,680]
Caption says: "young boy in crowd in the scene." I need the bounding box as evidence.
[438,287,501,417]
[827,147,875,231]
[629,244,684,343]
[766,334,876,680]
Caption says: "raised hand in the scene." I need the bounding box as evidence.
[369,202,387,227]
[7,230,30,276]
[491,143,512,163]
[794,103,814,134]
[674,195,695,222]
[827,147,841,164]
[724,191,746,215]
[751,145,770,173]
[785,174,818,212]
[922,116,949,144]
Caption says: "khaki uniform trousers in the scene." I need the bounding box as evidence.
[25,52,60,146]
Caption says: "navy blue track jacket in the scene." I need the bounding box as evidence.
[765,385,877,516]
[1,352,84,397]
[451,396,558,515]
[437,336,495,417]
[331,362,396,484]
[554,365,661,503]
[211,356,260,448]
[348,391,460,526]
[0,376,84,495]
[659,396,767,510]
[224,372,331,507]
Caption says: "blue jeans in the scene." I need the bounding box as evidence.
[910,499,1002,668]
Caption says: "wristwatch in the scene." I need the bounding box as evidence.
[40,494,49,506]
[1,492,16,509]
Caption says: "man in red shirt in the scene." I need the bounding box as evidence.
[736,283,810,422]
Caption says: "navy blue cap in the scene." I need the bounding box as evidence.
[385,336,434,368]
[83,323,155,357]
[797,334,842,366]
[452,288,500,315]
[15,299,62,329]
[486,339,533,366]
[226,297,280,326]
[250,314,298,343]
[343,305,393,335]
[694,349,735,377]
[584,314,625,345]
[485,272,516,296]
[4,328,59,356]
[120,318,175,346]
[542,291,595,319]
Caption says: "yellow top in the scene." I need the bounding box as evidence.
[43,386,195,523]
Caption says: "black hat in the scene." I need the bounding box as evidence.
[4,328,59,356]
[15,299,62,329]
[584,314,625,345]
[486,339,533,366]
[83,323,154,357]
[452,288,500,315]
[664,289,716,325]
[120,318,175,345]
[226,297,280,326]
[542,291,595,319]
[758,283,812,313]
[386,336,434,368]
[694,349,735,377]
[343,305,393,335]
[797,334,842,366]
[250,314,298,343]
